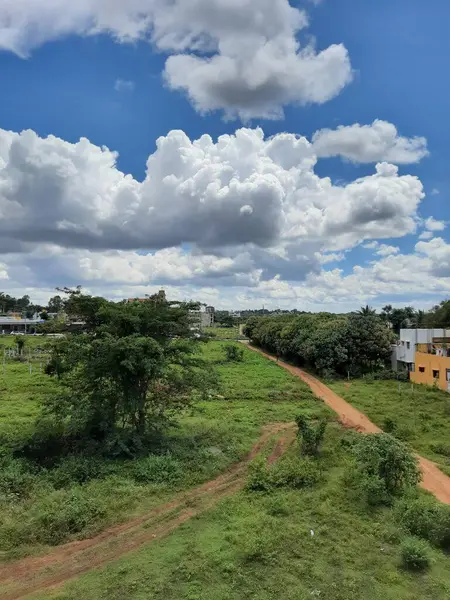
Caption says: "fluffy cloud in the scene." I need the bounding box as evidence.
[424,217,446,232]
[312,120,428,164]
[0,127,425,256]
[375,244,400,257]
[0,0,352,119]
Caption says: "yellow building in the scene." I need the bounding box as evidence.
[410,348,450,392]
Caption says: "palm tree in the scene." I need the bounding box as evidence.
[356,305,377,316]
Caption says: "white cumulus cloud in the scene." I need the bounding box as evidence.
[312,119,428,164]
[0,127,425,256]
[0,0,352,119]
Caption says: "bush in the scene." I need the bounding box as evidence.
[49,456,106,488]
[0,457,36,500]
[430,442,450,458]
[22,487,108,546]
[351,434,420,505]
[295,415,327,456]
[383,418,397,434]
[373,369,409,382]
[245,456,272,492]
[397,496,450,550]
[246,456,319,492]
[224,344,244,362]
[131,454,182,484]
[270,457,320,489]
[400,538,431,572]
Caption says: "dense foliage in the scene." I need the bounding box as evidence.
[244,312,393,377]
[351,434,421,505]
[38,291,215,456]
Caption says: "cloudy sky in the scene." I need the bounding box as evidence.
[0,0,449,311]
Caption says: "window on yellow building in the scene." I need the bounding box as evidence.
[433,369,440,379]
[419,366,425,373]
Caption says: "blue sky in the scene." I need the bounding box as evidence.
[0,0,449,310]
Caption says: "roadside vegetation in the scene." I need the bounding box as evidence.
[29,421,450,600]
[245,311,393,378]
[0,318,324,560]
[329,378,450,474]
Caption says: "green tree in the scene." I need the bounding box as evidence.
[43,292,214,455]
[15,336,25,355]
[356,305,377,316]
[352,434,421,504]
[47,295,65,313]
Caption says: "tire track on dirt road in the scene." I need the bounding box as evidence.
[0,422,295,600]
[246,344,450,505]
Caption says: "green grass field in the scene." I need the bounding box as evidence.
[207,327,244,340]
[0,341,325,560]
[3,342,450,599]
[33,423,450,600]
[329,379,450,474]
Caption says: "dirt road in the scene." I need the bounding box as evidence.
[247,344,450,505]
[0,423,295,600]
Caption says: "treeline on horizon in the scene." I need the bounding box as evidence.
[243,301,450,378]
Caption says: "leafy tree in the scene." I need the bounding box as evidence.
[352,434,421,504]
[42,292,215,455]
[345,314,393,376]
[15,336,25,355]
[47,295,65,313]
[356,305,377,316]
[295,415,327,456]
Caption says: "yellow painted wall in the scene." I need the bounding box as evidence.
[410,351,450,391]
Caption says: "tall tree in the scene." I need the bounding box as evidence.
[356,305,377,316]
[43,292,214,455]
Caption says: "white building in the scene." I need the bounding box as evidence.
[394,329,450,370]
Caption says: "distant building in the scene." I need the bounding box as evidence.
[394,329,450,391]
[189,306,214,330]
[0,317,42,334]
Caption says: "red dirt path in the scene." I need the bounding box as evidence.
[247,344,450,505]
[0,423,295,600]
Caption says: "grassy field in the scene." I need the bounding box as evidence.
[329,379,450,474]
[0,341,326,560]
[32,422,450,600]
[208,327,244,340]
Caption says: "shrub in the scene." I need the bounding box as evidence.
[24,487,108,546]
[245,456,271,492]
[295,415,327,456]
[49,456,106,489]
[223,344,244,362]
[270,457,320,489]
[246,456,319,492]
[383,418,397,434]
[351,434,420,505]
[430,442,450,458]
[0,457,36,500]
[131,454,182,484]
[400,538,431,572]
[397,496,450,550]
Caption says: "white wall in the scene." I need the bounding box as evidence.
[396,329,449,364]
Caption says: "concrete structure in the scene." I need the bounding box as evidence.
[0,317,43,334]
[189,307,214,330]
[395,329,450,391]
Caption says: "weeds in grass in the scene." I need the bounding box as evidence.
[400,538,431,572]
[397,495,450,550]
